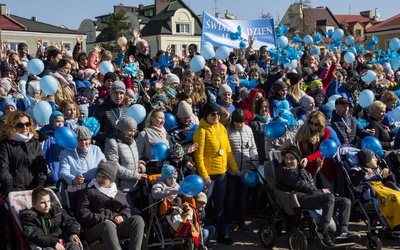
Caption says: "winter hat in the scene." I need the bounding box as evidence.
[312,88,327,102]
[302,67,313,78]
[110,81,126,95]
[216,63,227,72]
[195,192,207,204]
[27,80,41,94]
[176,101,193,118]
[170,143,185,159]
[289,73,303,85]
[125,88,135,98]
[49,111,64,127]
[248,54,258,63]
[273,80,288,93]
[74,126,92,140]
[310,79,323,92]
[231,108,246,123]
[234,64,244,74]
[97,161,118,182]
[154,94,168,105]
[318,105,333,120]
[161,164,178,180]
[75,80,87,91]
[299,95,314,108]
[83,69,96,81]
[0,77,12,92]
[283,145,302,163]
[228,52,237,60]
[2,99,16,112]
[203,103,220,119]
[347,70,359,80]
[218,84,232,96]
[358,149,375,165]
[104,72,118,83]
[116,117,137,132]
[165,73,180,86]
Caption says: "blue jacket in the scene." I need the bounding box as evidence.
[40,126,62,186]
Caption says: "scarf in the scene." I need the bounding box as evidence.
[12,132,34,142]
[88,179,118,198]
[151,125,166,137]
[76,147,88,158]
[52,71,75,88]
[256,114,271,123]
[114,130,134,145]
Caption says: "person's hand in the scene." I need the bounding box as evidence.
[138,173,148,180]
[365,168,374,176]
[204,178,211,186]
[76,34,83,44]
[234,169,241,176]
[164,67,171,74]
[142,93,150,103]
[390,141,395,148]
[366,129,375,136]
[93,45,102,53]
[52,42,61,51]
[72,174,85,185]
[186,162,194,170]
[113,215,124,225]
[381,168,390,179]
[55,242,65,250]
[185,143,198,154]
[316,157,324,170]
[248,36,255,47]
[166,45,172,53]
[300,158,308,168]
[12,92,24,100]
[322,188,330,194]
[69,234,81,243]
[280,139,291,150]
[34,38,43,48]
[133,28,141,42]
[139,163,146,173]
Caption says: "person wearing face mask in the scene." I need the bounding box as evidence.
[104,117,147,212]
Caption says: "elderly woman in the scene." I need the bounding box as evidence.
[104,117,147,211]
[193,103,240,245]
[137,108,171,162]
[59,126,106,186]
[367,100,395,150]
[0,111,47,194]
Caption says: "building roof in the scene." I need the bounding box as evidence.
[0,15,26,30]
[366,14,400,33]
[10,15,80,34]
[302,7,340,33]
[335,15,373,26]
[140,0,202,37]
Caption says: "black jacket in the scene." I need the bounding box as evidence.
[249,117,266,165]
[366,117,394,150]
[275,164,318,194]
[330,111,368,145]
[20,202,81,248]
[0,138,47,194]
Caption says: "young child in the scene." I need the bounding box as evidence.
[195,192,216,249]
[60,99,80,131]
[151,164,180,204]
[20,187,82,250]
[166,143,196,183]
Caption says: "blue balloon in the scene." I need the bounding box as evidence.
[326,100,336,110]
[241,171,259,187]
[164,113,177,132]
[358,89,375,108]
[319,139,338,158]
[265,121,286,139]
[200,44,215,60]
[393,106,400,121]
[344,52,355,64]
[389,38,400,51]
[99,61,114,75]
[227,75,237,92]
[303,35,313,45]
[126,104,146,124]
[179,175,205,197]
[332,29,344,40]
[27,59,44,75]
[361,136,384,158]
[215,46,230,60]
[390,58,400,71]
[345,35,355,45]
[328,94,341,102]
[361,70,376,83]
[152,142,169,161]
[190,55,205,72]
[55,126,78,149]
[40,75,58,95]
[310,46,320,55]
[276,36,289,48]
[185,124,198,142]
[33,101,52,124]
[347,47,357,55]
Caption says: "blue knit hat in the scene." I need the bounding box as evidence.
[2,99,16,112]
[49,111,64,127]
[161,165,178,180]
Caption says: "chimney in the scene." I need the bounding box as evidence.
[215,12,221,18]
[360,10,372,19]
[0,4,7,15]
[155,0,170,15]
[139,4,144,10]
[31,16,37,21]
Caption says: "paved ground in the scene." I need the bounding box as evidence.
[208,220,400,250]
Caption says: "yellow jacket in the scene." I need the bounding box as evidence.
[193,118,238,179]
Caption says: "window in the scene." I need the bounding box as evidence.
[62,42,72,51]
[9,42,24,51]
[176,23,189,34]
[170,44,176,55]
[355,29,362,36]
[182,44,187,57]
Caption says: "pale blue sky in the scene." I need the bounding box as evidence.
[1,0,396,30]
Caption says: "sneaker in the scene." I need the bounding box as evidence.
[217,234,233,245]
[335,231,361,242]
[318,230,335,247]
[237,224,254,233]
[223,223,232,234]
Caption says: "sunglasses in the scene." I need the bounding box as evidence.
[210,112,220,118]
[308,121,321,127]
[16,122,31,128]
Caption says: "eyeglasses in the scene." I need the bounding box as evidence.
[210,112,220,118]
[15,122,31,128]
[308,121,321,127]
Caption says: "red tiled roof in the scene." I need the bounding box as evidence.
[366,14,400,33]
[335,15,372,25]
[0,15,26,30]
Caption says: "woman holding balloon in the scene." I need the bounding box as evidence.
[50,59,75,104]
[366,101,395,150]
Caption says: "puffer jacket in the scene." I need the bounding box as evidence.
[104,132,142,192]
[227,124,258,174]
[193,118,238,179]
[0,137,47,194]
[275,164,318,194]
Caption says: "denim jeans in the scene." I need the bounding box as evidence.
[224,174,249,226]
[202,225,216,245]
[205,173,228,235]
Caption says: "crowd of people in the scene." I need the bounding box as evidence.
[1,26,400,249]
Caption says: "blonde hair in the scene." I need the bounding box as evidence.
[296,111,326,145]
[368,101,386,118]
[218,105,230,127]
[144,108,164,129]
[59,99,81,120]
[288,82,305,102]
[0,111,38,140]
[380,90,398,104]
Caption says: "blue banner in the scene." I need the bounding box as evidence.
[201,11,276,49]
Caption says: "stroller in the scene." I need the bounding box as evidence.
[256,151,353,250]
[334,145,400,249]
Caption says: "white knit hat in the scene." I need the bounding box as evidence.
[234,64,244,74]
[218,84,232,96]
[165,73,180,86]
[176,101,193,118]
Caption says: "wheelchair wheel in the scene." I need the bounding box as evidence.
[259,223,277,248]
[367,235,382,250]
[181,238,195,250]
[288,229,307,250]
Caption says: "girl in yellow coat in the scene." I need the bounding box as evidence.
[193,103,240,245]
